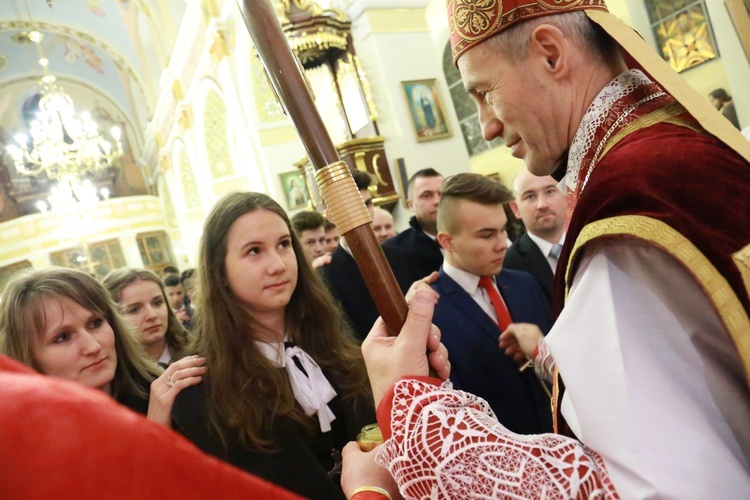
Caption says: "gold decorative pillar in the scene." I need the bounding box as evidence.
[278,0,398,208]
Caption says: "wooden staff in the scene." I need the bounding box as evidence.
[236,0,407,335]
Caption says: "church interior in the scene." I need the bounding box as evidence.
[0,0,747,284]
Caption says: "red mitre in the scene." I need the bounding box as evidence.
[448,0,608,65]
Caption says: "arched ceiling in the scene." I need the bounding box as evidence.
[0,0,185,220]
[0,0,185,142]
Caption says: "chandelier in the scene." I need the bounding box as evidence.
[6,75,123,181]
[36,174,110,215]
[5,12,123,185]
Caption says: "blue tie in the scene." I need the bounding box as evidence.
[550,243,563,261]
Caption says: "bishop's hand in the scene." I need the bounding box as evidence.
[362,289,450,407]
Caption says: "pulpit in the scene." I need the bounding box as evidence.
[275,0,399,209]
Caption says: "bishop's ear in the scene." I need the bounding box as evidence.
[529,24,568,77]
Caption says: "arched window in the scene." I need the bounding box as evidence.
[176,143,200,210]
[442,42,502,156]
[203,89,235,178]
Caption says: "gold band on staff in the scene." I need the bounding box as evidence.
[316,161,373,235]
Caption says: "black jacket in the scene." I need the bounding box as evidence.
[319,244,432,341]
[504,232,555,305]
[383,216,444,274]
[172,373,374,499]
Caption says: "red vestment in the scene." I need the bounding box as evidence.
[0,355,299,499]
[551,76,750,435]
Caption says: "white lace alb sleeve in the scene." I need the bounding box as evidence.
[376,378,618,499]
[535,337,556,383]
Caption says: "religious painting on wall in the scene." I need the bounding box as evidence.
[646,0,718,73]
[401,79,452,143]
[279,170,310,210]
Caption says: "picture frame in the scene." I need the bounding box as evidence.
[650,3,718,73]
[279,170,309,210]
[401,79,452,142]
[394,157,409,209]
[726,0,750,65]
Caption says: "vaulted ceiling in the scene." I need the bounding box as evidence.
[0,0,186,218]
[0,0,186,151]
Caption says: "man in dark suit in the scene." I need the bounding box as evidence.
[384,168,444,273]
[431,173,553,434]
[504,169,567,304]
[319,169,432,341]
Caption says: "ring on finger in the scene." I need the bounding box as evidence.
[165,376,175,388]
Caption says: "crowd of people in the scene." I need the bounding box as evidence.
[2,1,749,498]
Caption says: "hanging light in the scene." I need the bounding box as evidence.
[35,174,110,214]
[6,75,123,181]
[5,6,123,185]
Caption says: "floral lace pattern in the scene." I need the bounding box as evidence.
[535,338,556,383]
[566,70,654,194]
[377,379,618,499]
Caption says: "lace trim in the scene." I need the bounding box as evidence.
[567,69,654,193]
[535,338,556,383]
[376,379,618,499]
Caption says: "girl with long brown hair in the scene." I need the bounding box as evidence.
[171,192,373,499]
[102,267,190,365]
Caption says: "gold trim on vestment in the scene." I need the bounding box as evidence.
[565,215,750,389]
[597,101,690,162]
[551,365,561,434]
[733,244,750,314]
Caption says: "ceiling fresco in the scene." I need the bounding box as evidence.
[0,0,183,135]
[0,0,185,220]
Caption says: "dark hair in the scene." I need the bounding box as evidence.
[291,210,325,235]
[193,191,370,450]
[709,88,731,102]
[163,274,181,288]
[162,265,180,276]
[180,268,196,286]
[437,173,513,233]
[407,168,443,198]
[324,220,337,231]
[0,267,159,398]
[102,268,190,360]
[350,169,373,191]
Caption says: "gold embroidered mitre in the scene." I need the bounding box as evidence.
[447,0,608,64]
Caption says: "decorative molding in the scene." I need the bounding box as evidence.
[0,20,148,106]
[0,196,168,267]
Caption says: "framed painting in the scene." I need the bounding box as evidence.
[279,170,309,210]
[648,1,718,73]
[401,79,452,142]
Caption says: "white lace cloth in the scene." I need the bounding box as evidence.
[256,340,337,432]
[376,378,616,499]
[566,69,658,194]
[534,338,555,383]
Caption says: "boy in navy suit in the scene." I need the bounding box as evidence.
[432,173,553,434]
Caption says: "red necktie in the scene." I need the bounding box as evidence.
[478,276,512,331]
